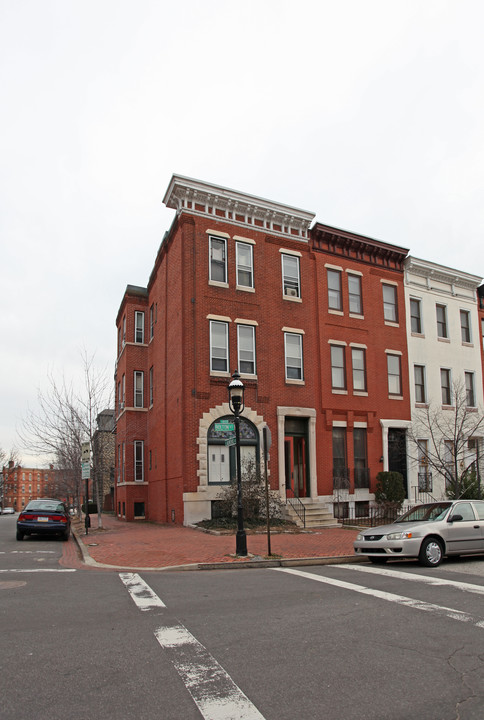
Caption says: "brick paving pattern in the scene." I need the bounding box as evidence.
[63,514,359,570]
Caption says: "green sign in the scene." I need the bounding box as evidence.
[225,437,237,447]
[215,422,235,432]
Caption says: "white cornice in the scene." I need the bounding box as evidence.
[163,174,315,242]
[404,256,482,291]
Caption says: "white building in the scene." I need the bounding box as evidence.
[404,257,483,501]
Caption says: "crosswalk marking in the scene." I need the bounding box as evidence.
[119,572,166,611]
[0,568,76,573]
[273,567,484,629]
[120,573,266,720]
[333,563,484,595]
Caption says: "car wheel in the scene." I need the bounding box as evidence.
[419,537,443,567]
[16,529,24,541]
[369,557,388,564]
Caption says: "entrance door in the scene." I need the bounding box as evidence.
[209,446,230,484]
[388,428,408,498]
[284,436,307,497]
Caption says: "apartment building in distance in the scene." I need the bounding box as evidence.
[114,175,417,525]
[1,463,57,511]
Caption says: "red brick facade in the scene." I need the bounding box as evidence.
[113,176,418,525]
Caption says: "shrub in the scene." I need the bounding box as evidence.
[215,457,284,523]
[375,471,405,511]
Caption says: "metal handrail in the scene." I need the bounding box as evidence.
[286,488,306,528]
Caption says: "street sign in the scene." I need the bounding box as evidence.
[81,442,90,462]
[224,437,237,447]
[215,421,235,432]
[81,461,90,480]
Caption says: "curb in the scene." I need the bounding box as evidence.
[71,527,364,572]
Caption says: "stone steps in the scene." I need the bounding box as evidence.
[284,499,339,528]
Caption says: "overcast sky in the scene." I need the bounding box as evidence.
[1,0,484,466]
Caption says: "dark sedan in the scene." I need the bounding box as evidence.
[17,499,71,541]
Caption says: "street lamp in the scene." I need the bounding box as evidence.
[228,369,247,556]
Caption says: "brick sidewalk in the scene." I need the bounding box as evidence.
[68,514,360,570]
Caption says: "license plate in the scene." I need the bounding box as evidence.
[37,517,49,522]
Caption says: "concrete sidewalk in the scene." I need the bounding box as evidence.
[70,513,361,571]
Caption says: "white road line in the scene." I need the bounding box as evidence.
[154,625,266,720]
[273,567,484,629]
[119,573,266,719]
[333,563,484,595]
[119,572,166,611]
[0,569,76,573]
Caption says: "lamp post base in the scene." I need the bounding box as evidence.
[236,530,247,556]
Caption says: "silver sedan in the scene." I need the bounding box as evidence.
[354,500,484,567]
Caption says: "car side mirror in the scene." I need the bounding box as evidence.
[448,514,463,523]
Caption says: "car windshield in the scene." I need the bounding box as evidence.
[395,503,452,523]
[26,501,64,512]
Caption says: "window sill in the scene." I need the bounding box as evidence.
[354,391,368,397]
[437,337,450,343]
[388,395,404,400]
[210,371,231,378]
[349,313,364,320]
[328,309,343,316]
[462,342,474,348]
[236,285,255,293]
[283,294,302,303]
[441,405,455,410]
[285,379,305,385]
[332,389,348,395]
[209,280,229,289]
[415,403,429,408]
[411,332,425,339]
[384,321,399,328]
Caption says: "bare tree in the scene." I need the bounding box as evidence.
[408,382,484,500]
[18,351,112,525]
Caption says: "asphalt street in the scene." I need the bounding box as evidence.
[1,514,484,720]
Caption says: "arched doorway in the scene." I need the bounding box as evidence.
[207,415,259,485]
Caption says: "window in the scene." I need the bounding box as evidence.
[236,242,253,288]
[135,311,145,343]
[353,428,368,488]
[441,368,451,405]
[414,365,426,403]
[382,284,398,323]
[122,374,125,408]
[417,439,432,492]
[134,441,144,481]
[465,372,475,407]
[149,366,153,406]
[348,274,362,314]
[149,304,155,340]
[209,236,227,283]
[122,315,126,346]
[134,371,144,408]
[460,310,471,343]
[410,298,422,334]
[237,325,256,375]
[282,254,300,298]
[387,354,402,395]
[332,427,348,489]
[481,317,484,350]
[210,321,229,373]
[351,348,367,391]
[327,270,342,311]
[284,333,303,380]
[436,304,448,338]
[330,345,346,390]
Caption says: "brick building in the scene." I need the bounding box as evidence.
[1,462,57,511]
[114,175,419,525]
